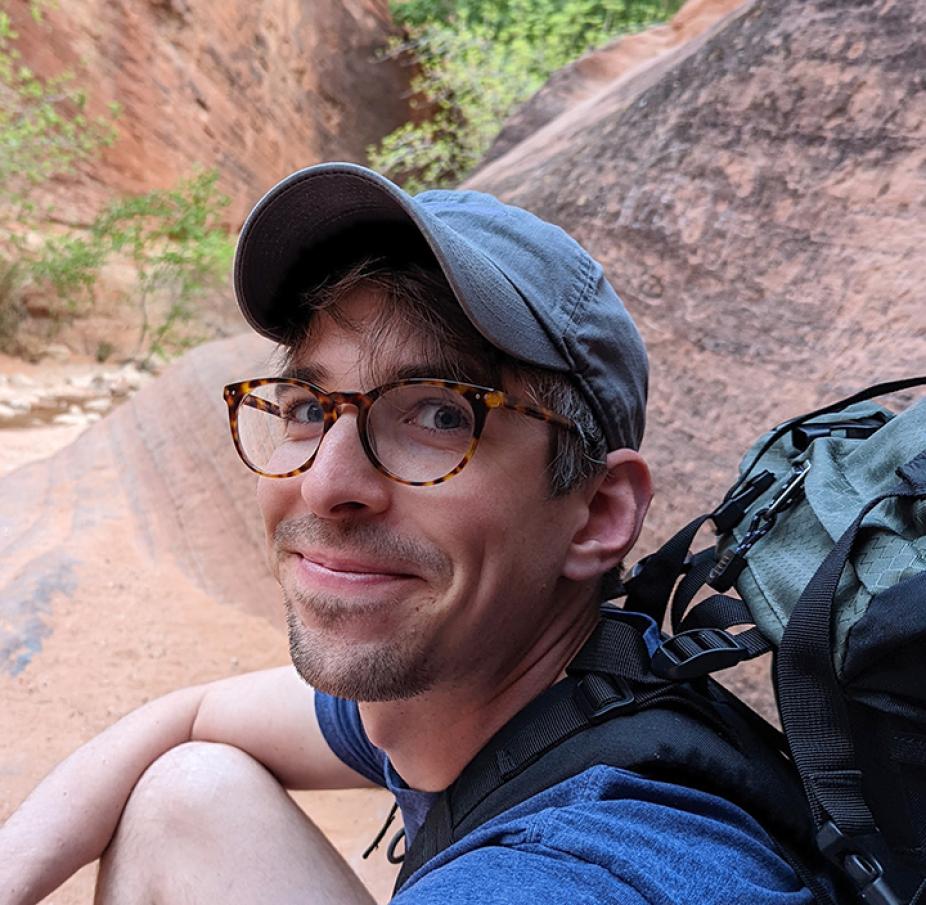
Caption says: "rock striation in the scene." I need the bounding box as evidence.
[6,0,413,225]
[0,334,399,902]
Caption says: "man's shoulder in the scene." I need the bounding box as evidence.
[395,765,814,904]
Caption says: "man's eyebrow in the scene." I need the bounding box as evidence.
[277,361,487,388]
[386,363,486,385]
[279,364,329,385]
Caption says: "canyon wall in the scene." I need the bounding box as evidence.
[7,0,413,224]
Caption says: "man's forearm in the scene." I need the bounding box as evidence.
[0,684,208,905]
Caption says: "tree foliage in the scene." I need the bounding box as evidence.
[0,4,117,217]
[0,3,233,362]
[34,171,233,365]
[370,0,683,192]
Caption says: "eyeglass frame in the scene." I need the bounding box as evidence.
[223,376,584,487]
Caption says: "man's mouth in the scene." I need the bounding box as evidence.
[292,551,419,591]
[272,516,452,596]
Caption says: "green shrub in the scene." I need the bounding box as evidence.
[0,5,118,218]
[0,2,233,362]
[0,2,115,349]
[34,170,234,366]
[371,0,683,191]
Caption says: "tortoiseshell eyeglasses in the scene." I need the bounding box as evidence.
[223,377,581,486]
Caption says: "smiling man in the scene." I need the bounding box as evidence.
[0,164,814,904]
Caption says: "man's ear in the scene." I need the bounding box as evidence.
[561,449,652,583]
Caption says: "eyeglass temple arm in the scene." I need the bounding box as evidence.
[490,394,602,461]
[241,395,282,417]
[491,395,580,434]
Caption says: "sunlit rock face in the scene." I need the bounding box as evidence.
[470,0,926,551]
[8,0,412,224]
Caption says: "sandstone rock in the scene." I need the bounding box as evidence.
[40,344,72,363]
[477,0,746,170]
[6,0,413,226]
[0,333,400,902]
[51,412,90,427]
[6,397,35,413]
[65,373,98,391]
[83,397,113,414]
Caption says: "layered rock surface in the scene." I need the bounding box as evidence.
[0,335,397,901]
[7,0,412,224]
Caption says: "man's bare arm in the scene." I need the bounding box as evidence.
[0,666,370,905]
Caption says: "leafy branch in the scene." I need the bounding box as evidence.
[0,2,233,362]
[370,0,683,191]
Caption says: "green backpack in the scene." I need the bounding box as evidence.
[625,377,926,905]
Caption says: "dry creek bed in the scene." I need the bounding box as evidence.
[0,356,154,477]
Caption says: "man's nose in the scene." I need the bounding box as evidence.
[298,407,390,518]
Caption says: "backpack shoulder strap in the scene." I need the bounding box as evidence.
[775,453,926,905]
[394,612,830,898]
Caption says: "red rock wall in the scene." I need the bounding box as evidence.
[7,0,412,224]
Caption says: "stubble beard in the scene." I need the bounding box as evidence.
[283,587,436,701]
[275,515,452,702]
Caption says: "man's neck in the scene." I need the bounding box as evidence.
[358,601,600,792]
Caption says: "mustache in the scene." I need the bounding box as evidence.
[273,516,452,580]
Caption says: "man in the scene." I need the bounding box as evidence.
[0,163,811,903]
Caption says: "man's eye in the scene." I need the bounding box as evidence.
[409,402,470,432]
[283,399,324,423]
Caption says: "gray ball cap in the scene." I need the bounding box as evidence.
[234,162,648,450]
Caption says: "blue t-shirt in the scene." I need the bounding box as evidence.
[314,692,813,904]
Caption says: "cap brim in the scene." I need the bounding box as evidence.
[234,162,564,369]
[234,163,414,340]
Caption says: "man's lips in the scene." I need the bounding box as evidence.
[290,550,420,588]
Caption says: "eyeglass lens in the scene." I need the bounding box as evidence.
[236,383,476,482]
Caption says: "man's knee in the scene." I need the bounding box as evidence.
[121,741,278,837]
[98,743,371,905]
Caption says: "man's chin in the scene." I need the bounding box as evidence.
[284,596,433,702]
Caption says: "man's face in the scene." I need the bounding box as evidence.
[257,287,593,702]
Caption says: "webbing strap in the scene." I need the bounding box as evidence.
[625,514,712,624]
[678,594,754,632]
[732,376,926,497]
[467,617,671,809]
[670,548,718,632]
[394,614,673,893]
[566,616,658,683]
[910,878,926,905]
[777,451,926,836]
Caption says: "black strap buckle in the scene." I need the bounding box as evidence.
[712,469,776,533]
[574,672,635,724]
[651,628,748,680]
[817,821,903,905]
[792,413,890,452]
